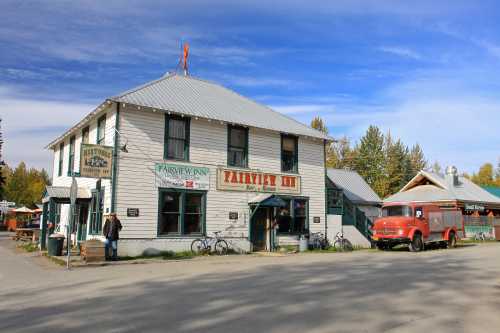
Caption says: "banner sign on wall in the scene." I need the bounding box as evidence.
[155,163,210,190]
[80,144,113,179]
[217,167,301,194]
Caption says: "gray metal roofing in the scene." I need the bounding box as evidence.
[43,186,91,201]
[327,168,382,204]
[111,74,330,140]
[385,171,500,204]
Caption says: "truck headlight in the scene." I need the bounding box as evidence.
[398,229,405,235]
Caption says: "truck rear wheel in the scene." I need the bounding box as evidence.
[409,234,423,252]
[447,232,457,249]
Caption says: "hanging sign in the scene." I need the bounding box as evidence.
[155,163,210,190]
[217,167,301,194]
[80,144,113,178]
[465,203,485,212]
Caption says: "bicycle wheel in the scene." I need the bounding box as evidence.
[333,240,342,250]
[191,239,205,254]
[342,239,354,252]
[214,240,229,255]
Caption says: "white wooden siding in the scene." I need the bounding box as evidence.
[115,106,326,248]
[49,104,116,237]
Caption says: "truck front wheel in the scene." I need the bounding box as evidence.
[409,234,424,252]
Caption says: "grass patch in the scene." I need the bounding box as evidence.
[17,242,39,253]
[306,245,368,253]
[41,252,66,266]
[119,250,197,261]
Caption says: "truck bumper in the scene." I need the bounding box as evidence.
[373,237,411,246]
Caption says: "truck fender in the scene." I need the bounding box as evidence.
[444,228,457,241]
[408,227,421,241]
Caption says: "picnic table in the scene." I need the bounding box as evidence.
[13,228,40,242]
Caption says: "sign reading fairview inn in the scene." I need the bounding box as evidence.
[217,168,301,194]
[155,163,210,190]
[80,144,113,178]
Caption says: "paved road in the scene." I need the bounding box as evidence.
[1,232,500,333]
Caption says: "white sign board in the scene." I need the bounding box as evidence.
[155,163,210,190]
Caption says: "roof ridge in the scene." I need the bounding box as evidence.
[166,74,330,139]
[113,72,178,100]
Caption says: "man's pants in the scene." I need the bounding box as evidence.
[105,239,118,259]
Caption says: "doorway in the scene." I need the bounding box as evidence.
[251,207,270,251]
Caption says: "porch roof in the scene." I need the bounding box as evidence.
[42,186,92,203]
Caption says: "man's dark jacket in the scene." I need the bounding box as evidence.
[103,218,122,241]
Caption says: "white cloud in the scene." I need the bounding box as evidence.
[0,86,94,171]
[378,46,422,60]
[273,74,500,174]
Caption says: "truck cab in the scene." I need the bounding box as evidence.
[372,202,459,252]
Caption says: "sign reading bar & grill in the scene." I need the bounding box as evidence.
[217,168,300,194]
[155,163,210,190]
[80,144,113,179]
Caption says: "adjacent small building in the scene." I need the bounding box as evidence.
[42,73,331,256]
[384,166,500,237]
[326,168,381,247]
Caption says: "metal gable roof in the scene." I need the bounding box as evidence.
[111,73,331,140]
[385,171,500,205]
[327,168,382,204]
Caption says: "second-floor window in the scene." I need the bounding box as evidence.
[97,115,106,145]
[227,125,248,168]
[281,134,298,173]
[82,126,89,144]
[58,143,64,177]
[164,115,190,160]
[68,136,75,175]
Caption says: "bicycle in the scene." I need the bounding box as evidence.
[333,231,353,252]
[191,231,229,255]
[309,232,329,250]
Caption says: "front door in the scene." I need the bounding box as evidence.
[251,208,268,251]
[77,203,89,242]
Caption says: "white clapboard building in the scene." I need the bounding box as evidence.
[42,73,331,256]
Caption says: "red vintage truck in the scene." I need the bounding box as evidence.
[372,203,463,252]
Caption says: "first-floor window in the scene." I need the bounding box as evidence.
[276,198,308,234]
[158,190,205,236]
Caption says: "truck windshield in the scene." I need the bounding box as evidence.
[382,205,413,217]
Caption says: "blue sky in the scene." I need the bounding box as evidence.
[1,0,499,174]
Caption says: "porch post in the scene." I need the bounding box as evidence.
[40,202,49,250]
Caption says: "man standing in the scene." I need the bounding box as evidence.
[103,212,122,261]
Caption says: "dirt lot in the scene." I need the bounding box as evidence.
[1,232,500,333]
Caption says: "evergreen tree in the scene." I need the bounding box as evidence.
[355,126,386,197]
[327,136,357,169]
[383,134,411,197]
[310,116,328,134]
[409,144,427,176]
[431,161,442,174]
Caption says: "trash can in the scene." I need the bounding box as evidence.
[47,233,65,256]
[299,235,308,252]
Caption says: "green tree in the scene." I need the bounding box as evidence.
[408,144,427,176]
[471,163,495,186]
[384,134,411,197]
[431,161,442,174]
[327,136,357,169]
[355,126,386,197]
[3,162,49,207]
[310,116,328,134]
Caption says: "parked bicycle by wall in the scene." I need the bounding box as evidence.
[309,232,329,250]
[333,231,353,252]
[191,231,229,255]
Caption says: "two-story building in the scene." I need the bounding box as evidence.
[42,73,330,256]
